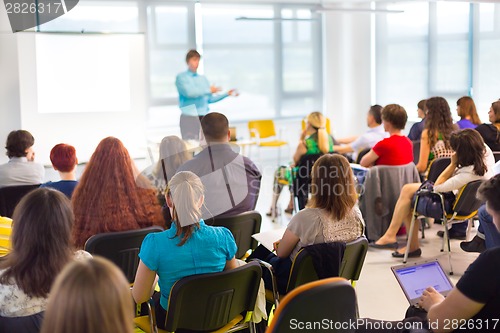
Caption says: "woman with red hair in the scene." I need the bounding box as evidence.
[71,137,164,248]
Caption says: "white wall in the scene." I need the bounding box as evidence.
[0,10,22,164]
[322,4,372,139]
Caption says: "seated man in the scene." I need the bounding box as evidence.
[40,144,78,198]
[333,105,387,162]
[177,112,262,220]
[0,130,44,188]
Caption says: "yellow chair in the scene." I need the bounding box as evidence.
[301,117,332,135]
[0,216,12,256]
[248,120,288,164]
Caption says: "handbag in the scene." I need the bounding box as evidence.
[411,180,456,220]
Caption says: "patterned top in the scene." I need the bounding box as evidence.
[0,250,92,317]
[286,206,364,261]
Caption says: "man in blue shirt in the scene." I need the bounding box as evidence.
[176,50,237,140]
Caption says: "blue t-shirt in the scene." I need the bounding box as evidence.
[40,180,78,198]
[456,119,477,129]
[139,220,237,310]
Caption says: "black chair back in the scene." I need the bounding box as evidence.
[287,249,319,292]
[412,140,421,164]
[356,148,371,164]
[453,180,484,217]
[492,151,500,163]
[340,237,369,283]
[164,262,262,332]
[292,153,323,211]
[0,184,40,218]
[205,211,261,259]
[427,158,451,182]
[84,226,164,283]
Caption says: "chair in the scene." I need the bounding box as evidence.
[134,262,262,333]
[84,226,164,283]
[0,312,44,333]
[248,120,288,164]
[412,140,421,165]
[266,277,357,333]
[205,211,262,259]
[404,180,485,275]
[492,151,500,163]
[290,153,323,212]
[359,163,420,241]
[0,184,40,218]
[0,216,13,256]
[301,117,332,135]
[355,147,371,164]
[426,157,451,182]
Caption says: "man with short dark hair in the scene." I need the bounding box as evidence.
[333,105,388,162]
[0,130,44,188]
[177,112,261,219]
[175,50,238,140]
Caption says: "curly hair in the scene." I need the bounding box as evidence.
[457,96,481,125]
[424,97,455,149]
[71,137,163,248]
[450,129,487,176]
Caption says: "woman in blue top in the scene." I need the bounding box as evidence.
[132,171,238,329]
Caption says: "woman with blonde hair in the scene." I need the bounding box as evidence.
[456,96,481,129]
[72,137,164,248]
[40,257,134,333]
[268,111,335,216]
[254,154,364,294]
[132,171,237,329]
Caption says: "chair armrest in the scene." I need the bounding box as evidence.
[249,259,280,308]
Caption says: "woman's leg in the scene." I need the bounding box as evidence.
[267,169,284,215]
[375,183,421,246]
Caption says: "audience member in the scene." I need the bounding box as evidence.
[268,111,335,216]
[132,171,238,329]
[407,99,427,141]
[357,174,500,333]
[414,96,456,174]
[40,257,134,333]
[360,104,413,167]
[0,130,44,188]
[71,137,163,248]
[371,129,495,257]
[177,112,261,220]
[475,100,500,152]
[40,143,78,198]
[0,188,91,330]
[456,96,481,129]
[251,154,364,294]
[333,105,387,162]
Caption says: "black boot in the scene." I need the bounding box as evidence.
[460,235,486,253]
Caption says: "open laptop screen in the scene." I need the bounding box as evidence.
[392,260,454,304]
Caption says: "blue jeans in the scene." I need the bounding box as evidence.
[477,205,500,249]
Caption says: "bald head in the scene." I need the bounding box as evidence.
[201,112,229,142]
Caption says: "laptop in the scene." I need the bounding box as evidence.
[229,126,237,142]
[391,260,454,306]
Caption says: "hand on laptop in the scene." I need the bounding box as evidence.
[418,286,445,311]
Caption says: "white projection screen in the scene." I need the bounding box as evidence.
[17,33,147,164]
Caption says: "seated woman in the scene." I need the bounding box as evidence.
[360,104,413,167]
[372,129,495,257]
[132,171,238,329]
[0,130,44,188]
[456,96,481,129]
[40,257,134,333]
[0,188,91,331]
[268,111,335,216]
[71,137,164,248]
[358,174,500,333]
[475,100,500,152]
[256,154,364,294]
[407,99,427,141]
[40,143,78,198]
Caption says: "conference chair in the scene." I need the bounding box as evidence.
[355,147,371,164]
[0,184,40,218]
[301,117,332,135]
[426,157,451,182]
[266,277,357,333]
[84,226,164,283]
[0,217,12,256]
[492,151,500,163]
[205,211,262,259]
[134,262,262,333]
[290,153,323,213]
[248,120,288,164]
[404,180,485,275]
[412,140,421,165]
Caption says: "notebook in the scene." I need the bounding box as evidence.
[391,260,454,306]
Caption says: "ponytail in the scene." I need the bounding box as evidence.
[168,171,204,246]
